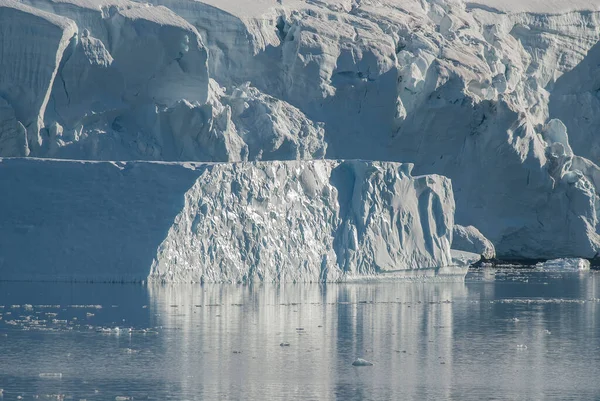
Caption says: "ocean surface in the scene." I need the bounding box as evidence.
[0,269,599,400]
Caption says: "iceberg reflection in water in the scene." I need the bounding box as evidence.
[0,271,599,399]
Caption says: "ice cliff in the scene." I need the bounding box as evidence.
[144,0,600,260]
[3,0,600,280]
[0,158,458,282]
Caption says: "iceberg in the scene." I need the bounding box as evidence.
[0,158,462,282]
[535,258,591,272]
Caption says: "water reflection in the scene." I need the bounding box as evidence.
[0,272,599,400]
[149,282,467,400]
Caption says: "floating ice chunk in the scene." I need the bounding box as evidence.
[39,373,62,379]
[535,258,590,272]
[450,250,481,267]
[452,225,496,259]
[122,348,138,354]
[352,358,374,366]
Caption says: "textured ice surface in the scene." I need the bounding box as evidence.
[0,158,460,282]
[3,0,600,261]
[150,160,457,282]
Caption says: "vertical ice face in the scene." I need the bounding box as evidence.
[13,0,212,160]
[0,158,456,282]
[150,160,455,283]
[0,158,204,282]
[0,0,76,154]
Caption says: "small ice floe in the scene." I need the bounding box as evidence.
[535,258,590,272]
[352,358,374,366]
[280,342,290,347]
[96,327,131,335]
[39,373,62,379]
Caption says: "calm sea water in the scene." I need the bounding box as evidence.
[0,269,599,400]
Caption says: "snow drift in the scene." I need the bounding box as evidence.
[0,158,461,282]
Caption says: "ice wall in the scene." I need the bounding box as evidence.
[0,0,76,154]
[4,0,600,261]
[0,158,457,282]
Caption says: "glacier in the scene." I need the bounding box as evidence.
[3,0,600,281]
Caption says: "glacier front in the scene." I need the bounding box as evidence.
[3,0,600,279]
[0,158,461,282]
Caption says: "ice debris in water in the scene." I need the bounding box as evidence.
[39,373,62,379]
[352,358,374,366]
[535,258,590,271]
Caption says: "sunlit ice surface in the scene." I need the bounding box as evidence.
[0,269,600,400]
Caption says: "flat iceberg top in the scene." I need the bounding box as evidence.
[18,0,198,30]
[31,0,132,9]
[188,0,303,18]
[0,0,75,29]
[466,0,600,14]
[186,0,600,19]
[118,4,199,30]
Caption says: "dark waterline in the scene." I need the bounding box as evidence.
[0,269,599,400]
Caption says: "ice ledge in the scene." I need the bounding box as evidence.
[466,0,600,14]
[0,158,463,283]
